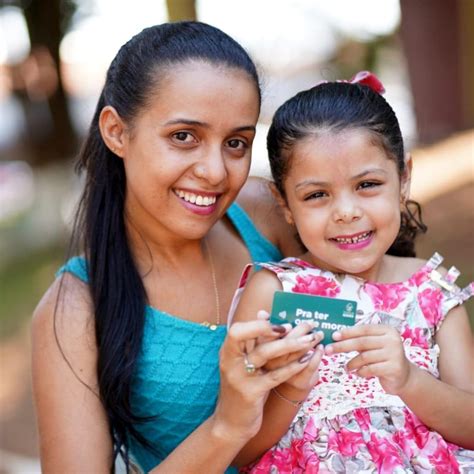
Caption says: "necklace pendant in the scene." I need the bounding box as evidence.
[201,321,218,330]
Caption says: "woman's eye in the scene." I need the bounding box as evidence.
[172,132,196,143]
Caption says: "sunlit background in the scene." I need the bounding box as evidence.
[0,1,473,471]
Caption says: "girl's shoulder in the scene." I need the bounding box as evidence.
[382,254,428,282]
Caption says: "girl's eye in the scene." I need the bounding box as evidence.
[359,181,381,190]
[227,138,247,150]
[304,191,327,201]
[172,131,196,143]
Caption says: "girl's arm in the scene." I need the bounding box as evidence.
[397,305,474,448]
[33,274,318,473]
[328,305,474,449]
[230,269,322,467]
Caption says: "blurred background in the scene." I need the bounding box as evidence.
[0,0,473,471]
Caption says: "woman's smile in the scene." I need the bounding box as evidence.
[173,188,220,215]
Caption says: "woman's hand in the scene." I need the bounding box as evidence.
[325,324,414,395]
[259,316,324,393]
[212,317,318,442]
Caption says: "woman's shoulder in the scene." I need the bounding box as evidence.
[236,176,276,219]
[236,177,303,256]
[32,272,97,372]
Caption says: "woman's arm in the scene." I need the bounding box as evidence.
[230,269,321,467]
[237,176,303,257]
[33,274,318,473]
[32,275,114,473]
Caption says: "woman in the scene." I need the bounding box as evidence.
[32,22,319,473]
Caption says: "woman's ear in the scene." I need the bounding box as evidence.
[400,153,413,202]
[269,182,294,225]
[99,106,127,158]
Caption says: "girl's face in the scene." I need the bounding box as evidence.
[119,61,260,243]
[281,128,410,281]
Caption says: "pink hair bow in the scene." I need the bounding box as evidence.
[316,71,385,95]
[348,71,385,94]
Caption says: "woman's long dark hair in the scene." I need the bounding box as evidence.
[62,21,261,470]
[267,81,426,257]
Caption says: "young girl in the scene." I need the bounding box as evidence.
[230,72,474,472]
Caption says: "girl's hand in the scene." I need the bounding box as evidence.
[213,318,320,442]
[325,324,414,395]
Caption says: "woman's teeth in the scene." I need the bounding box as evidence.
[333,231,371,244]
[175,190,216,206]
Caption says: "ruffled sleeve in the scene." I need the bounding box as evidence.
[420,253,473,330]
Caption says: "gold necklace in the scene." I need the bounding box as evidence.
[201,239,221,330]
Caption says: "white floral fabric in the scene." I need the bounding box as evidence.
[233,254,474,473]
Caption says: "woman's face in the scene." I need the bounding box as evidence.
[120,60,260,243]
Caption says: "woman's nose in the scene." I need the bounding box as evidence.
[193,146,226,185]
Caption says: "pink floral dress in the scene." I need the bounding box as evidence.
[232,253,474,474]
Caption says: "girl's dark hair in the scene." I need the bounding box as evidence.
[267,81,426,257]
[66,21,260,470]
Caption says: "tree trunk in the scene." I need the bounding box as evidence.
[166,0,196,22]
[399,0,473,144]
[19,0,78,166]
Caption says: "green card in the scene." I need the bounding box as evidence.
[270,291,357,345]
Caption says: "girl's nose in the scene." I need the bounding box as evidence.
[332,197,362,223]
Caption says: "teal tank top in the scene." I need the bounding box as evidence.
[56,203,282,473]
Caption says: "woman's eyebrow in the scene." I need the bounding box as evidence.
[163,119,256,133]
[163,118,209,127]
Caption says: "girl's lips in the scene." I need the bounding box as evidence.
[330,230,374,251]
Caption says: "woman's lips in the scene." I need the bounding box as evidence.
[173,188,220,216]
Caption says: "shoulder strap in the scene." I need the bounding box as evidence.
[422,253,473,328]
[226,202,282,263]
[56,256,89,283]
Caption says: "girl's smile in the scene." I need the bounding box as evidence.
[329,230,374,250]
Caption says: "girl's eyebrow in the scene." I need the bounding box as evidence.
[295,168,389,189]
[163,118,256,133]
[352,168,388,179]
[295,179,329,189]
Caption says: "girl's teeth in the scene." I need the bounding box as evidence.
[335,232,370,244]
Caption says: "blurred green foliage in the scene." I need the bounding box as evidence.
[0,245,66,340]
